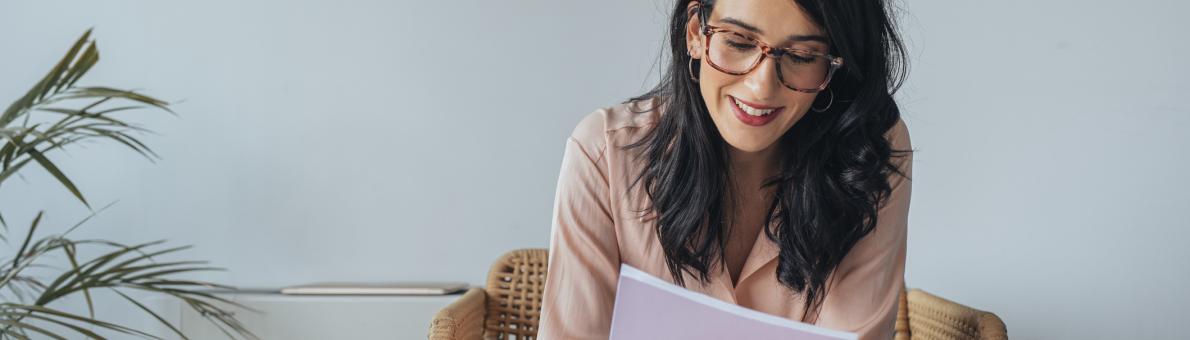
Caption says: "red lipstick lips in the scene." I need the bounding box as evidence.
[728,96,783,127]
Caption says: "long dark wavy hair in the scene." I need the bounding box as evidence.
[626,0,911,317]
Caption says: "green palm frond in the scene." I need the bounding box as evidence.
[1,30,256,339]
[1,211,259,339]
[0,29,171,208]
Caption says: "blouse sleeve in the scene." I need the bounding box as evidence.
[815,119,913,340]
[537,112,621,339]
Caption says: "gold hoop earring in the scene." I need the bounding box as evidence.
[812,89,834,112]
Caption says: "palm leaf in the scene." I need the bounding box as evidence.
[0,29,172,203]
[59,41,100,91]
[0,319,69,340]
[60,242,95,319]
[62,87,172,114]
[9,212,43,272]
[113,289,188,340]
[0,211,8,241]
[1,29,253,340]
[0,29,93,128]
[2,303,162,339]
[0,320,36,340]
[25,150,88,208]
[36,241,165,304]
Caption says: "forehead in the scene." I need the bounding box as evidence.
[708,0,824,38]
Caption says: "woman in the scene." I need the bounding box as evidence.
[539,0,911,338]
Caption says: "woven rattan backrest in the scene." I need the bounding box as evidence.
[895,285,910,340]
[906,289,1008,340]
[483,248,549,339]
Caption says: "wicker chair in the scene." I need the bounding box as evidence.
[428,248,1007,340]
[429,249,548,340]
[897,288,1008,340]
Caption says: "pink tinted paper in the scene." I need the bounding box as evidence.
[610,264,857,340]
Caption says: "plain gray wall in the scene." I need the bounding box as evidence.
[1,0,1187,339]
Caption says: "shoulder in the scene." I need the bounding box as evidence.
[882,117,913,185]
[568,97,663,158]
[884,117,911,151]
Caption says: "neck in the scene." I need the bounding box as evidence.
[723,143,781,233]
[728,143,781,191]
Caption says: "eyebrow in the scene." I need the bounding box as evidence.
[719,17,829,44]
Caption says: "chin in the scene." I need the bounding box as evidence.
[722,135,777,153]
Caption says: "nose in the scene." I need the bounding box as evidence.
[742,56,783,100]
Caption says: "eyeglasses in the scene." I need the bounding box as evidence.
[699,24,844,93]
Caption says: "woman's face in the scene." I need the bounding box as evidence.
[686,0,829,154]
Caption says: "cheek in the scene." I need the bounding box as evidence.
[782,93,817,121]
[772,94,816,134]
[696,64,736,115]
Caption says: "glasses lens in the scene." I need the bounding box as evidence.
[707,30,834,91]
[707,32,761,74]
[777,51,831,91]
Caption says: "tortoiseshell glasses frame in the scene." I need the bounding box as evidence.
[700,24,844,93]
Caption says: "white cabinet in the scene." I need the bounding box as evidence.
[151,291,459,340]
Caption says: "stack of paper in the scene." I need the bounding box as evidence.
[610,264,856,340]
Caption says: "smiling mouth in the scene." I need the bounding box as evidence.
[728,96,784,127]
[730,96,781,116]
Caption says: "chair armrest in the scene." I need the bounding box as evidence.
[429,288,486,340]
[978,313,1008,340]
[895,285,910,340]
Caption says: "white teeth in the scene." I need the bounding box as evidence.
[732,97,776,116]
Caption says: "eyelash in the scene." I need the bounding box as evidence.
[727,41,754,51]
[786,53,815,63]
[726,41,817,64]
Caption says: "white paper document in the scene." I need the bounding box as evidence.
[610,264,857,340]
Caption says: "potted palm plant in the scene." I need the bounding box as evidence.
[0,29,255,339]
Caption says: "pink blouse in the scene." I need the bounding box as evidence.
[538,97,912,340]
